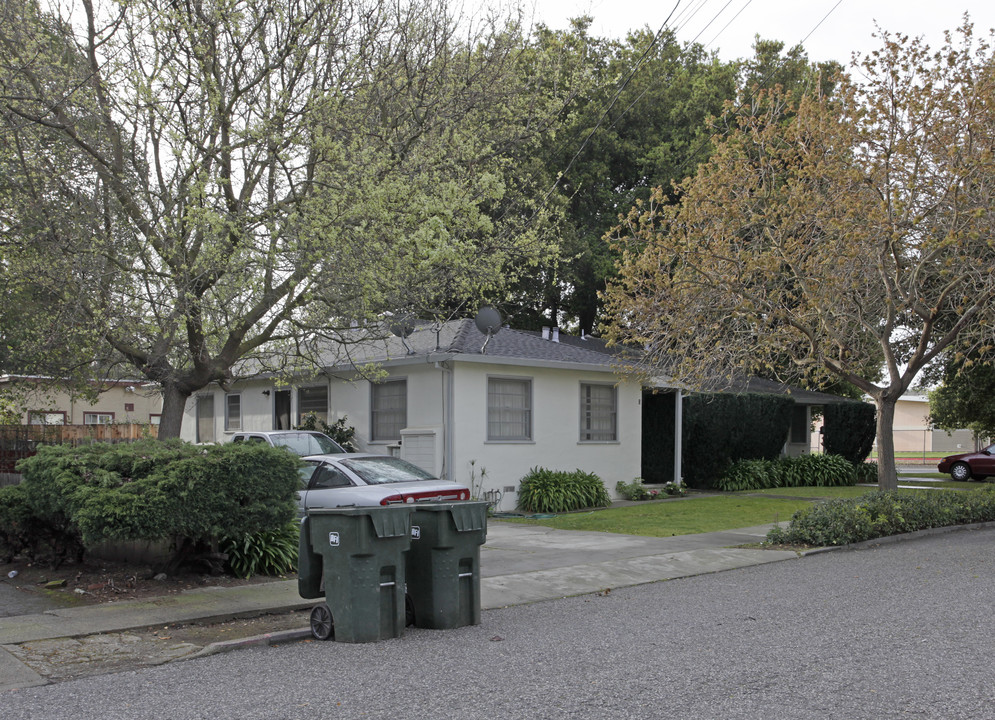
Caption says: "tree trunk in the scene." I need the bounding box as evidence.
[157,382,191,440]
[875,396,899,491]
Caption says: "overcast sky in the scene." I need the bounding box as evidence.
[519,0,995,64]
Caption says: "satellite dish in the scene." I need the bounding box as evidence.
[474,306,502,353]
[389,316,414,339]
[389,315,415,354]
[474,306,502,336]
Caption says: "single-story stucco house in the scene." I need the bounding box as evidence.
[179,320,846,506]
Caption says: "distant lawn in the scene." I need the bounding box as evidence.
[497,495,812,537]
[743,486,883,499]
[744,484,975,497]
[495,483,980,537]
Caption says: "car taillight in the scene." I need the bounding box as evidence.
[380,494,404,506]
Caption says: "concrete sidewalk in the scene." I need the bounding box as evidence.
[1,521,800,692]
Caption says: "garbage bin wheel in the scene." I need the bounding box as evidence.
[405,594,415,627]
[310,603,334,641]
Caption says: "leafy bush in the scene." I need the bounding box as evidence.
[822,402,876,464]
[716,454,858,491]
[518,467,610,513]
[682,393,795,487]
[220,521,299,578]
[297,412,359,452]
[615,478,688,500]
[766,487,995,546]
[783,454,856,487]
[854,462,878,484]
[12,440,301,570]
[616,478,651,500]
[716,459,780,492]
[0,484,66,564]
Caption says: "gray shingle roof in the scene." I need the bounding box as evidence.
[446,321,617,367]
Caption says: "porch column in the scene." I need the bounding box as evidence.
[674,389,683,485]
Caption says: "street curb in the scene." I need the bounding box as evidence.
[188,628,312,660]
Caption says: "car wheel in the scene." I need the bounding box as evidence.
[310,603,334,641]
[950,462,972,482]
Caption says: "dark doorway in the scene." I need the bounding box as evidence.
[641,390,676,483]
[274,390,291,430]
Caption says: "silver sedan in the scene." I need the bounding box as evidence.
[297,454,470,513]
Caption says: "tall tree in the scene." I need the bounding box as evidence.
[0,0,570,436]
[504,22,739,334]
[929,359,995,444]
[603,23,995,489]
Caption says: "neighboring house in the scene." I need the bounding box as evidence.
[0,375,162,427]
[180,321,649,507]
[891,393,980,454]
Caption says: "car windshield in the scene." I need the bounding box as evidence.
[270,432,344,455]
[340,457,435,485]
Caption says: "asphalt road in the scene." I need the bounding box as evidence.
[5,527,995,720]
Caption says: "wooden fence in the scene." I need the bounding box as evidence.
[0,424,159,486]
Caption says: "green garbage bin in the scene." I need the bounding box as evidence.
[302,506,413,643]
[405,501,488,629]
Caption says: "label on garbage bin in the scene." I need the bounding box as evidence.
[411,525,421,540]
[328,531,340,547]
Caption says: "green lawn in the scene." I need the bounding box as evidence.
[497,483,977,537]
[497,495,813,537]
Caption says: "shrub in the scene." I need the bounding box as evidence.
[518,467,610,513]
[716,459,779,492]
[220,521,299,578]
[616,478,651,501]
[766,487,995,546]
[0,484,57,564]
[12,440,301,571]
[822,402,876,464]
[716,454,858,492]
[854,462,878,484]
[784,454,856,487]
[297,412,359,452]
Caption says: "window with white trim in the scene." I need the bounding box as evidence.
[371,378,407,441]
[84,412,114,425]
[580,383,617,442]
[225,394,241,431]
[298,386,328,424]
[487,377,532,441]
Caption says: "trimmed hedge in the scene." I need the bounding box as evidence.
[5,440,300,569]
[766,487,995,546]
[822,401,876,464]
[682,393,795,488]
[716,454,859,492]
[517,467,611,513]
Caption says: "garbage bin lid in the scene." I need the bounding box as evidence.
[449,502,488,533]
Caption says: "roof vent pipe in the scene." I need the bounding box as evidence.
[541,326,550,340]
[552,327,560,343]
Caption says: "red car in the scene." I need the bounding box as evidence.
[937,444,995,481]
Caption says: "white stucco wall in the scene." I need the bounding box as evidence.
[447,361,642,510]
